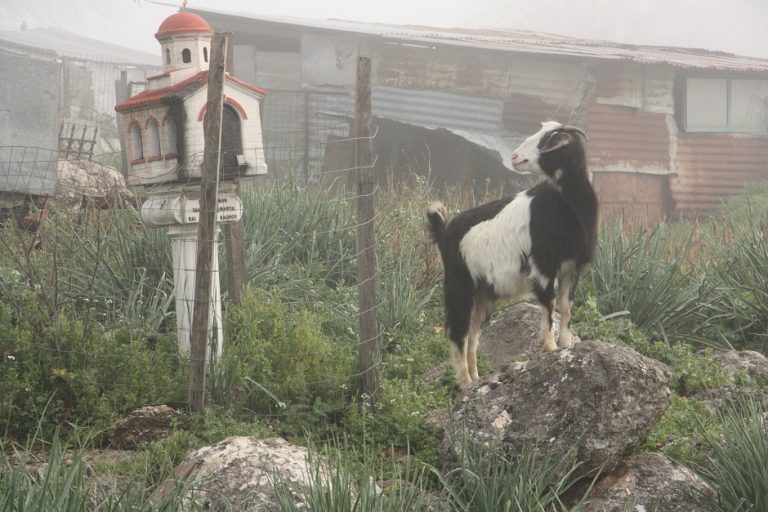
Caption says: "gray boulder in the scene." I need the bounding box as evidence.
[439,340,671,477]
[585,452,717,512]
[481,302,571,365]
[710,349,768,386]
[421,302,579,383]
[153,436,330,510]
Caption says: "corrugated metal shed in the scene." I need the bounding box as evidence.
[0,28,159,66]
[587,103,671,174]
[192,8,768,73]
[672,134,768,216]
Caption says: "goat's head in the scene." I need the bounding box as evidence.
[511,121,588,181]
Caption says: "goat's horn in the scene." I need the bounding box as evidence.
[560,126,588,140]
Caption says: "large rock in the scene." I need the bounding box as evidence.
[584,452,717,512]
[481,302,577,367]
[439,340,671,477]
[695,349,768,413]
[107,405,179,449]
[56,159,133,200]
[421,302,578,383]
[710,349,768,386]
[154,436,332,510]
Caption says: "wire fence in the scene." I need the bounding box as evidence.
[0,89,446,421]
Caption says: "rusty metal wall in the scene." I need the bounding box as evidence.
[672,133,768,217]
[587,103,671,174]
[594,172,672,226]
[373,46,510,99]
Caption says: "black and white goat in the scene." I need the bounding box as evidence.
[427,121,598,388]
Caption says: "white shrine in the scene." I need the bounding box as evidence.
[115,11,267,359]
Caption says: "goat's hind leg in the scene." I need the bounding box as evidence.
[557,262,578,349]
[467,293,492,382]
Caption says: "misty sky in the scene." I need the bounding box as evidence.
[1,0,767,60]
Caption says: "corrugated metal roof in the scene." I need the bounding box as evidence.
[0,28,160,66]
[192,8,768,73]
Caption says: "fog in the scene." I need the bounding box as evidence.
[1,0,767,60]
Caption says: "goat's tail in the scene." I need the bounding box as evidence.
[427,201,447,243]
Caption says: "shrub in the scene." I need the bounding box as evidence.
[0,317,184,439]
[217,288,356,431]
[344,378,449,461]
[638,394,716,465]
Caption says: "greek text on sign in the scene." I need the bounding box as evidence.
[182,194,243,224]
[140,191,244,227]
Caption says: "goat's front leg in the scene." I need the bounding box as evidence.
[540,299,557,351]
[535,279,557,352]
[467,327,480,382]
[451,342,472,389]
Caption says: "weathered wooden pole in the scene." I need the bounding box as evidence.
[355,56,380,404]
[187,32,227,412]
[221,32,247,305]
[223,182,246,304]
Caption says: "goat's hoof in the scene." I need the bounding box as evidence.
[542,343,557,352]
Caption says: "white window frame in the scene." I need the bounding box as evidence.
[685,76,768,133]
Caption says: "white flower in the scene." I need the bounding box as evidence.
[6,355,15,361]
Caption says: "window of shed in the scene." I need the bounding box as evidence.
[203,47,208,62]
[686,77,768,133]
[182,48,191,63]
[164,117,177,155]
[147,118,161,157]
[130,123,143,161]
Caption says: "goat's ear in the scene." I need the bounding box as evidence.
[540,131,572,154]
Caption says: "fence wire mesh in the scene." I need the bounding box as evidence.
[0,89,447,427]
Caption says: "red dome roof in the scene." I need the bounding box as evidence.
[155,12,213,39]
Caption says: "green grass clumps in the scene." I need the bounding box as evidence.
[696,397,768,512]
[1,317,184,440]
[638,394,715,465]
[216,288,357,431]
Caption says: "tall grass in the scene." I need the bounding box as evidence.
[0,436,203,511]
[695,397,768,511]
[582,220,709,343]
[272,443,431,511]
[702,218,768,352]
[431,441,591,512]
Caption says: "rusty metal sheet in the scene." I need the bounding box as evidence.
[587,103,671,173]
[373,49,510,98]
[671,134,768,216]
[594,172,672,225]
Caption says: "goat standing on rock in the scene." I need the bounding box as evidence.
[427,121,598,388]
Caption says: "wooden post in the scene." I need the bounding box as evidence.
[115,70,129,176]
[303,91,310,182]
[355,56,380,404]
[223,183,246,304]
[187,32,227,413]
[221,32,247,304]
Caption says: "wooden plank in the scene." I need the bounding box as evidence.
[187,32,227,413]
[223,181,246,305]
[355,56,380,405]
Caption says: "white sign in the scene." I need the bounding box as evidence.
[182,194,243,224]
[141,191,244,227]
